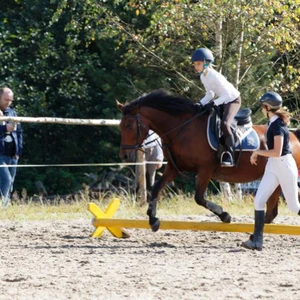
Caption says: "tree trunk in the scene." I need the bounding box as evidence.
[235,22,244,88]
[215,18,223,73]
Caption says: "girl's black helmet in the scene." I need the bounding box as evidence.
[259,91,282,110]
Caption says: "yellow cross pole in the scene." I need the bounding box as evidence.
[87,198,130,238]
[92,218,300,235]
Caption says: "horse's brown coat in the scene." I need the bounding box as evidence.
[117,91,300,226]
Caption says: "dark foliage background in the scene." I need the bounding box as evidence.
[0,0,299,196]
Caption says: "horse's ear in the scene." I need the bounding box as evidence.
[116,100,124,112]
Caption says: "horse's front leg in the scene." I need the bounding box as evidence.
[195,175,231,223]
[147,165,178,232]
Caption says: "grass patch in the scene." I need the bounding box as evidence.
[0,191,293,221]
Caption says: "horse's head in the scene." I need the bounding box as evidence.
[116,100,149,162]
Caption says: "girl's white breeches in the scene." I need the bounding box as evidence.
[255,154,300,213]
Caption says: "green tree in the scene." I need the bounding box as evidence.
[0,0,299,196]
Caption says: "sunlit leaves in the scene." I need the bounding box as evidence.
[1,0,300,194]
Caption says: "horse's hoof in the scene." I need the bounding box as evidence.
[150,218,160,232]
[220,212,231,223]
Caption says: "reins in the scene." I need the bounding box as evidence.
[158,110,208,174]
[159,110,207,141]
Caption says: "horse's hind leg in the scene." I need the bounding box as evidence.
[265,186,281,223]
[195,175,231,223]
[147,165,178,232]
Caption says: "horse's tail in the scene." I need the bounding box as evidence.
[293,129,300,141]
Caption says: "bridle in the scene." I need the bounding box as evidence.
[120,114,148,151]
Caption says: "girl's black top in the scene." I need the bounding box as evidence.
[266,118,291,156]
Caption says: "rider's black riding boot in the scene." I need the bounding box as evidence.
[241,210,265,251]
[221,135,235,167]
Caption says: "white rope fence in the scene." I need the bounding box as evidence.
[0,116,158,202]
[0,116,120,126]
[4,115,296,201]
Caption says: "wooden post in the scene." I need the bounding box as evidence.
[135,150,147,204]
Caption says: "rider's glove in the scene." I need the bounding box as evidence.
[203,101,215,112]
[194,102,203,111]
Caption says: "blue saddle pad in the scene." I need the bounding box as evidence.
[207,116,259,152]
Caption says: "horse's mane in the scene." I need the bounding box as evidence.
[123,90,197,115]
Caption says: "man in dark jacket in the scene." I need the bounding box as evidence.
[0,87,23,207]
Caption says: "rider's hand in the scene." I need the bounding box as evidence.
[201,101,215,112]
[194,102,203,111]
[250,151,258,165]
[204,102,215,111]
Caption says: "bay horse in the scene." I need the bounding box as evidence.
[117,90,300,232]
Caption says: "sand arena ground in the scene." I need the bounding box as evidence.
[1,214,300,300]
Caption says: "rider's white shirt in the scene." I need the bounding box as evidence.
[199,68,240,106]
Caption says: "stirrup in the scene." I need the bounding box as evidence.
[220,151,235,167]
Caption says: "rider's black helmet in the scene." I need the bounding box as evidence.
[259,91,282,110]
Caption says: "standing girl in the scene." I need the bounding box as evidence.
[242,91,300,251]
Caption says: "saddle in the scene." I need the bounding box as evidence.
[207,107,259,153]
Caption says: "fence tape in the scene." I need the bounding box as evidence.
[0,161,168,168]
